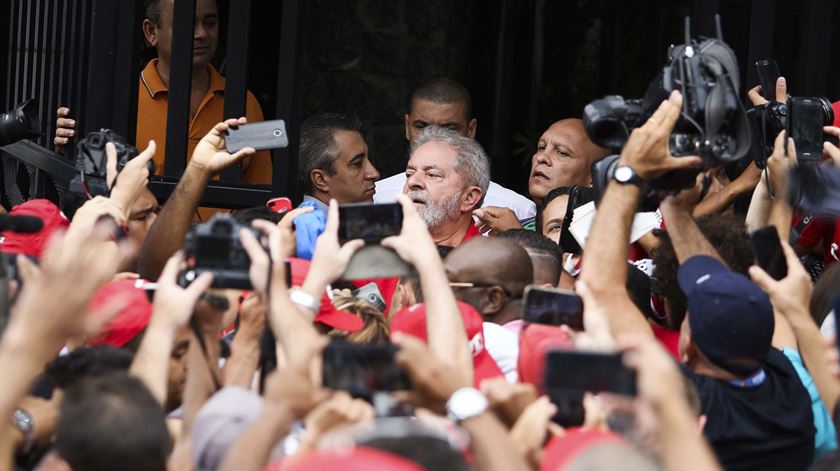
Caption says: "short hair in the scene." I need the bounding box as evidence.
[144,0,164,24]
[811,262,840,327]
[409,77,473,121]
[44,346,134,390]
[232,206,284,226]
[410,127,490,202]
[55,373,171,471]
[298,113,363,194]
[536,187,573,231]
[497,229,562,284]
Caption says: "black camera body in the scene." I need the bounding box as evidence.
[747,96,835,167]
[69,129,153,197]
[584,16,750,193]
[180,215,260,289]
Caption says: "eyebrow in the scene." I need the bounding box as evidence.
[543,217,564,228]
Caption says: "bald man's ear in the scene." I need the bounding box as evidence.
[142,19,159,48]
[467,118,477,139]
[310,169,330,194]
[484,286,506,315]
[460,186,483,213]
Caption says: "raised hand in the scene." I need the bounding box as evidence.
[53,107,75,149]
[473,206,522,234]
[190,118,256,175]
[109,140,156,211]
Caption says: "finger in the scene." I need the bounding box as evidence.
[747,85,768,107]
[659,90,684,132]
[748,265,775,293]
[664,155,703,172]
[775,77,787,103]
[56,107,71,118]
[55,128,75,138]
[158,252,184,285]
[472,208,485,220]
[105,143,118,187]
[54,137,69,146]
[394,194,420,223]
[230,147,256,162]
[16,254,40,285]
[278,206,314,230]
[184,271,214,300]
[56,117,75,128]
[645,91,681,131]
[824,126,840,138]
[325,199,339,236]
[779,239,806,276]
[134,140,156,168]
[240,228,269,264]
[250,219,278,237]
[786,137,797,164]
[339,239,364,259]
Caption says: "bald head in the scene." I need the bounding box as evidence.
[444,237,533,297]
[528,118,610,203]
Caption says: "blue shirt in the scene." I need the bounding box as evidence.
[781,348,838,457]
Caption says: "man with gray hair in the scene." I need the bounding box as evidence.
[404,126,490,246]
[298,113,381,211]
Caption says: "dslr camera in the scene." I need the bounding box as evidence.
[69,129,154,198]
[179,214,262,289]
[584,16,751,195]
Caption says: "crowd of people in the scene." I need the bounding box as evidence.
[5,0,840,470]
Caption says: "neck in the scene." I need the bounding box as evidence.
[488,300,523,325]
[309,191,331,206]
[155,60,210,90]
[686,358,741,382]
[430,214,472,247]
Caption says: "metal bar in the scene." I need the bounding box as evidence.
[149,179,273,209]
[0,141,77,188]
[82,0,120,134]
[691,0,720,37]
[273,0,307,198]
[220,0,253,182]
[111,0,143,141]
[46,0,60,150]
[800,0,835,96]
[745,0,776,95]
[163,0,197,178]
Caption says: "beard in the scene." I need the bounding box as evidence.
[405,189,463,230]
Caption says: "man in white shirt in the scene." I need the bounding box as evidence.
[374,78,535,222]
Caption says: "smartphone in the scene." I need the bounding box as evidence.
[544,350,637,397]
[788,163,840,217]
[755,59,780,102]
[788,97,828,161]
[225,120,289,153]
[322,341,410,400]
[750,226,787,280]
[265,197,292,213]
[522,286,584,330]
[338,203,403,244]
[352,282,387,312]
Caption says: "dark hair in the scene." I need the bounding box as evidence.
[626,263,654,320]
[55,373,171,471]
[651,215,753,329]
[232,205,284,226]
[298,113,363,194]
[498,229,562,285]
[364,436,469,471]
[45,346,134,390]
[408,77,473,121]
[144,0,164,24]
[811,262,840,327]
[536,187,573,231]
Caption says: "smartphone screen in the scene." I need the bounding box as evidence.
[755,59,780,102]
[788,98,826,160]
[338,203,403,244]
[750,226,788,280]
[523,286,584,330]
[544,351,637,396]
[322,341,410,400]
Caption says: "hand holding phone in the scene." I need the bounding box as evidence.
[755,59,781,102]
[750,226,788,281]
[322,341,411,401]
[523,286,584,330]
[787,97,837,161]
[338,203,403,244]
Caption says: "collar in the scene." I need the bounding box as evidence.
[728,368,766,388]
[140,59,225,98]
[301,195,329,214]
[460,221,482,245]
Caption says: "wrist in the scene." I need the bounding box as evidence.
[186,160,214,180]
[446,387,488,424]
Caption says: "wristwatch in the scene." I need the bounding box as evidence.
[11,408,34,453]
[613,165,645,187]
[289,288,321,314]
[446,387,488,423]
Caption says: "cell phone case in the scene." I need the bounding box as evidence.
[225,120,289,153]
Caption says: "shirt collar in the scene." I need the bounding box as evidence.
[140,59,225,98]
[301,195,329,214]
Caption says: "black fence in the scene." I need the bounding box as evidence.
[1,0,305,210]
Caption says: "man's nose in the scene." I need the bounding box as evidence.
[365,160,380,181]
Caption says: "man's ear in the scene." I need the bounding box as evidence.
[467,118,478,139]
[142,19,158,48]
[460,186,483,213]
[484,286,506,315]
[310,169,330,194]
[404,114,411,141]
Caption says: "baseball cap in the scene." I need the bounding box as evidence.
[390,301,505,387]
[288,257,364,332]
[271,447,423,471]
[517,323,573,391]
[192,387,264,471]
[1,199,69,258]
[677,255,774,372]
[87,279,153,348]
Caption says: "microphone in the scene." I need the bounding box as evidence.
[0,215,44,233]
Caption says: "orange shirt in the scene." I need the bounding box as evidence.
[136,59,272,184]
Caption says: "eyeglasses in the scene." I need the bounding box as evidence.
[449,282,513,297]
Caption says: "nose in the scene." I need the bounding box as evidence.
[365,160,380,181]
[406,171,424,191]
[534,149,551,168]
[194,23,207,39]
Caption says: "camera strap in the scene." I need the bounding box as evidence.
[789,213,814,247]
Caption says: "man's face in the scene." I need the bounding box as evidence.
[529,120,596,203]
[540,194,569,245]
[118,188,160,272]
[165,329,190,412]
[147,0,219,70]
[404,141,467,230]
[323,130,380,203]
[405,99,477,141]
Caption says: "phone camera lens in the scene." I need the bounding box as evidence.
[273,129,282,137]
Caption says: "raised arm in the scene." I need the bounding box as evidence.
[659,180,726,266]
[579,91,701,339]
[137,118,256,280]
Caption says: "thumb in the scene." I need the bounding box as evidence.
[473,208,485,219]
[748,265,775,293]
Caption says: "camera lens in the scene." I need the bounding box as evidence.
[273,129,282,137]
[0,99,40,147]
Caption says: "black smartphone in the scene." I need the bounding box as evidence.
[788,97,828,161]
[338,203,403,244]
[750,226,788,280]
[522,286,584,331]
[544,350,637,397]
[755,59,780,102]
[225,120,289,153]
[322,341,410,400]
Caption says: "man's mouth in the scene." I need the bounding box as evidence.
[531,170,550,180]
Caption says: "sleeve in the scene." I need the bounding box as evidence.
[794,213,828,250]
[780,347,838,456]
[241,90,273,185]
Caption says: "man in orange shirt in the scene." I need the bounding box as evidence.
[55,0,271,184]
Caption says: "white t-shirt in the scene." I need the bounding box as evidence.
[374,172,536,222]
[482,321,519,383]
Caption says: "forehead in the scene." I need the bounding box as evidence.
[332,129,367,158]
[158,0,217,20]
[409,99,469,126]
[542,195,570,220]
[539,120,587,149]
[408,141,458,170]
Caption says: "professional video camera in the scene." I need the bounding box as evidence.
[584,16,751,197]
[68,129,154,198]
[0,99,41,147]
[179,214,264,289]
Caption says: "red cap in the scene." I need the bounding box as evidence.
[288,257,364,332]
[87,279,153,348]
[517,324,573,392]
[390,301,504,387]
[1,199,69,259]
[541,429,624,471]
[270,447,423,471]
